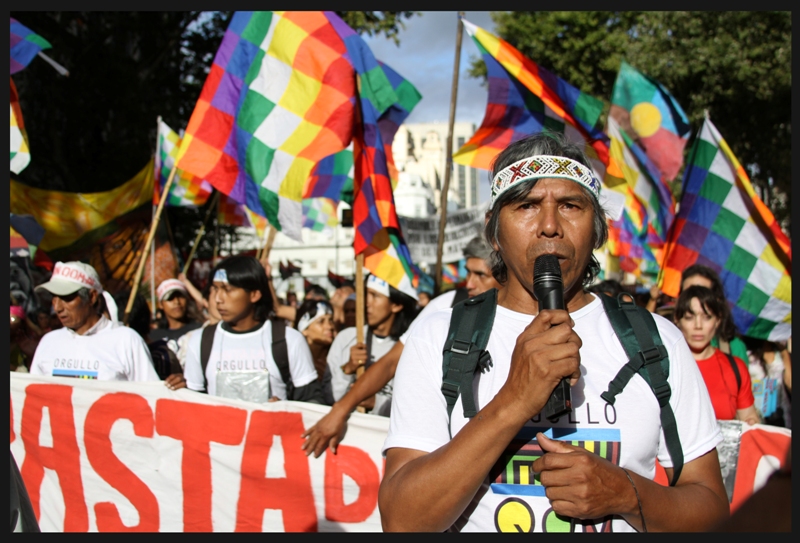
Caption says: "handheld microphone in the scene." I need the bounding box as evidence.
[533,254,573,422]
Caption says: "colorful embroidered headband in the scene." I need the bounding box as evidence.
[297,302,332,333]
[490,155,601,209]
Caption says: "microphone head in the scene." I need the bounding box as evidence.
[534,254,562,283]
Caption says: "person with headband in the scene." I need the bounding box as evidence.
[153,278,203,357]
[324,274,418,417]
[378,132,728,532]
[302,235,501,458]
[294,299,336,405]
[183,255,323,404]
[29,261,160,382]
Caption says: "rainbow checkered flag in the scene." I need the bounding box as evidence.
[10,78,29,174]
[453,18,609,182]
[10,18,51,75]
[660,117,791,341]
[154,119,213,207]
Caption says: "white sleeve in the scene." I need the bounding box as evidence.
[400,291,455,344]
[655,316,723,467]
[29,334,52,376]
[327,328,355,402]
[183,327,205,392]
[285,327,318,388]
[126,331,161,382]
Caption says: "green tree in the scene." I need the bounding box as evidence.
[468,11,791,231]
[11,11,418,266]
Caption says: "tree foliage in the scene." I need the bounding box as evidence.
[468,11,791,230]
[10,11,417,263]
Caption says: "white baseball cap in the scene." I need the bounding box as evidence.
[157,278,188,302]
[35,261,103,296]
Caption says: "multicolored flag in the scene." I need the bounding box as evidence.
[452,18,609,182]
[604,115,675,277]
[660,117,791,341]
[10,77,29,174]
[302,197,339,234]
[610,60,691,181]
[217,192,266,235]
[10,18,51,75]
[154,119,213,207]
[176,11,373,242]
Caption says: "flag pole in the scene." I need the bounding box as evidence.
[434,12,465,296]
[182,191,220,276]
[354,252,367,413]
[259,224,278,261]
[151,116,162,319]
[213,196,221,265]
[123,163,179,325]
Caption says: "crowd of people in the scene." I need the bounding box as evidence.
[9,133,791,532]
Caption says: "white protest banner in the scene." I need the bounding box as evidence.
[10,373,388,532]
[399,203,488,265]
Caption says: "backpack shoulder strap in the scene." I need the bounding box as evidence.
[450,287,470,307]
[200,323,218,393]
[599,293,684,486]
[724,352,742,391]
[441,288,498,433]
[270,317,293,397]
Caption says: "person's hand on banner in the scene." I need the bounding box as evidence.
[301,404,350,457]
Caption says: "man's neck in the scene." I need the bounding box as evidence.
[225,312,262,332]
[498,279,594,315]
[371,316,394,337]
[72,314,102,336]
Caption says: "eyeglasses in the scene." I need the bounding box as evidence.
[53,292,80,303]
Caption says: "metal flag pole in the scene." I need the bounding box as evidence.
[434,11,465,296]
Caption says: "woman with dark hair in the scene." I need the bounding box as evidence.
[326,274,418,416]
[153,278,203,357]
[183,255,323,404]
[674,285,759,425]
[679,264,749,364]
[294,298,336,405]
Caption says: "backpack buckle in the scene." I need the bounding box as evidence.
[450,339,471,355]
[652,381,672,407]
[640,345,667,364]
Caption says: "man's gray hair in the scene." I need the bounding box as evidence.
[484,131,609,286]
[76,287,107,316]
[462,235,493,263]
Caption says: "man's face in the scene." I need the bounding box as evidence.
[211,281,260,323]
[464,257,500,297]
[366,289,401,329]
[52,290,97,332]
[494,178,596,297]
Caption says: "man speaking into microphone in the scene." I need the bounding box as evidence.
[379,132,729,533]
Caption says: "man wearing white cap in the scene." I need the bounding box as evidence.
[30,261,160,382]
[326,273,418,417]
[378,132,728,532]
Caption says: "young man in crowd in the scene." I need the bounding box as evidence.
[183,255,323,404]
[301,236,502,457]
[30,261,160,382]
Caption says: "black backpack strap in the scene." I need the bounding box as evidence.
[200,323,218,394]
[599,293,684,486]
[441,288,497,435]
[450,287,470,307]
[270,318,293,398]
[364,327,375,369]
[724,352,742,392]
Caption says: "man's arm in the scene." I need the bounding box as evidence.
[379,309,582,532]
[302,340,403,457]
[178,272,207,310]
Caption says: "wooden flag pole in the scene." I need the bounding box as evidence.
[354,252,367,412]
[212,195,221,264]
[123,163,179,325]
[434,12,465,296]
[182,191,220,276]
[259,224,278,260]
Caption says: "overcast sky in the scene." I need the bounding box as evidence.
[363,11,496,127]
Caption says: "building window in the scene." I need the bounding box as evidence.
[470,168,478,207]
[458,164,466,206]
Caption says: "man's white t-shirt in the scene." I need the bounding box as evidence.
[384,295,722,533]
[30,316,160,382]
[327,324,398,416]
[183,320,317,399]
[400,289,457,345]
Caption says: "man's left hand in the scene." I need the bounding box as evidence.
[531,432,634,520]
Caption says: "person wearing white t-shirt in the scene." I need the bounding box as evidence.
[378,133,729,532]
[30,261,160,382]
[183,255,323,404]
[302,236,501,457]
[325,274,418,417]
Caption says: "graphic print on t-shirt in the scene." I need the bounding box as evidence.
[51,358,100,379]
[490,426,621,533]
